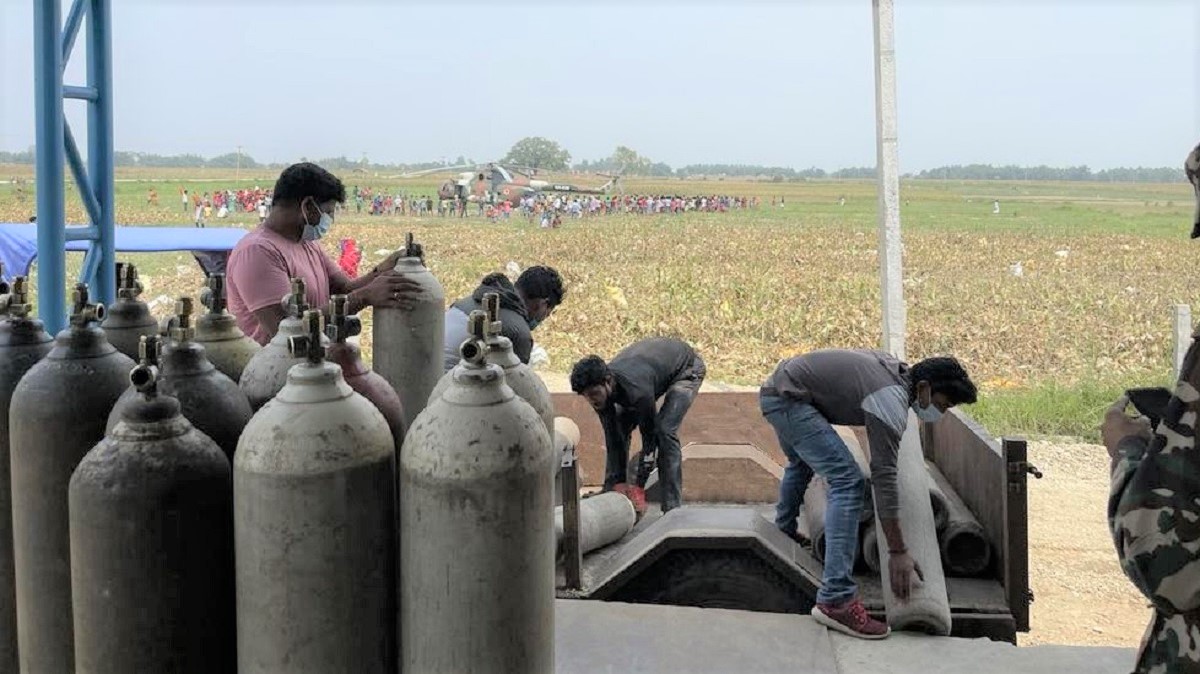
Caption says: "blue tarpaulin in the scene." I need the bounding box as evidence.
[0,223,247,280]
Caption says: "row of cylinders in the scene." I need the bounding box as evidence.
[0,238,561,673]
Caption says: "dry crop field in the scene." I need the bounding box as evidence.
[1,164,1196,440]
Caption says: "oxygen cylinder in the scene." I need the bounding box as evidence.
[108,297,253,461]
[324,294,405,446]
[401,311,555,673]
[235,310,397,673]
[372,233,445,431]
[0,275,52,673]
[430,292,553,438]
[10,284,136,673]
[101,262,159,360]
[194,272,261,382]
[239,277,326,410]
[70,335,235,673]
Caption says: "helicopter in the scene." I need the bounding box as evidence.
[397,163,623,206]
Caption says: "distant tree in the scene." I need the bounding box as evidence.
[208,152,259,169]
[503,137,571,171]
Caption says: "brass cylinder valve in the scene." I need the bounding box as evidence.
[200,273,228,315]
[0,277,33,318]
[115,263,144,300]
[326,295,361,344]
[169,297,196,343]
[459,310,488,364]
[70,283,106,326]
[280,278,308,318]
[482,292,503,338]
[288,310,326,364]
[129,334,161,393]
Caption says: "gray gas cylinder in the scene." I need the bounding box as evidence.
[10,284,136,673]
[108,297,253,461]
[372,233,445,431]
[430,292,553,438]
[239,277,326,410]
[401,310,556,673]
[0,275,53,673]
[70,336,235,673]
[194,272,261,382]
[235,310,397,674]
[101,262,159,361]
[324,294,405,447]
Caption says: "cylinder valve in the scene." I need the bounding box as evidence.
[70,284,106,326]
[288,310,326,364]
[326,295,361,343]
[200,273,227,315]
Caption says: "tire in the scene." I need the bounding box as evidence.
[612,549,810,614]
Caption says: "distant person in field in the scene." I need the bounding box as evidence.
[759,350,976,640]
[441,266,565,372]
[993,199,1000,215]
[570,338,706,514]
[225,162,422,345]
[181,188,189,213]
[147,188,158,206]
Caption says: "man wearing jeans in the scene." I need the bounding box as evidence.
[759,350,977,639]
[570,338,706,513]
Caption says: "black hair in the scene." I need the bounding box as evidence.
[516,265,565,307]
[570,355,609,393]
[480,272,514,289]
[910,356,978,405]
[272,162,346,206]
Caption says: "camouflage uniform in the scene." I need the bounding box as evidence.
[1109,332,1200,674]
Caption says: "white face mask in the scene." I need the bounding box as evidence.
[914,401,944,424]
[301,200,333,241]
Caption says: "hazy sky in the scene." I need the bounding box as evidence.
[1,1,1197,170]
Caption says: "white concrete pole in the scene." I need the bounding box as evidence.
[1173,304,1192,380]
[873,0,906,360]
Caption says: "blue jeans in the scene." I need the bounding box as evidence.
[760,394,865,605]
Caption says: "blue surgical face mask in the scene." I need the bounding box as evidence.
[914,401,944,424]
[301,200,333,241]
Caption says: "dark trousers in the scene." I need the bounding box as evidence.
[605,356,706,511]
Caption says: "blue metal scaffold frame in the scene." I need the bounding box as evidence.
[33,0,115,335]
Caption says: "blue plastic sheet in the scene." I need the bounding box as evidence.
[0,223,247,280]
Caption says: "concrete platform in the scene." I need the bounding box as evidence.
[556,599,1136,674]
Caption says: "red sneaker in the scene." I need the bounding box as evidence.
[812,598,890,639]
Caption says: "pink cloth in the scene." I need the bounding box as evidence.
[226,226,347,345]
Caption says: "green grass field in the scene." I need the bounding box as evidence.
[1,164,1195,441]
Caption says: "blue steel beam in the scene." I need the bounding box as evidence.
[34,0,67,334]
[64,227,99,242]
[85,0,115,304]
[62,85,97,101]
[63,122,102,225]
[61,0,86,64]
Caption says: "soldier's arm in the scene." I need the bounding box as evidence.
[1108,391,1200,615]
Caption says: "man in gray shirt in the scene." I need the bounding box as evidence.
[760,349,976,639]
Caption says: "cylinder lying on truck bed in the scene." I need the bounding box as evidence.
[71,335,235,673]
[235,310,397,673]
[194,272,261,382]
[401,311,555,673]
[10,284,135,673]
[108,297,253,461]
[0,275,53,673]
[372,233,445,431]
[101,262,159,361]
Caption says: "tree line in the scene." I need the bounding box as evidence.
[1,140,1189,183]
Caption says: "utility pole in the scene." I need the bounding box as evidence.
[236,145,242,183]
[873,0,905,361]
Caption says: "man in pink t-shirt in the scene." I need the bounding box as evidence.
[227,162,420,345]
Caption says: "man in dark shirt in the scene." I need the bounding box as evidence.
[570,338,706,513]
[760,349,976,640]
[441,266,565,372]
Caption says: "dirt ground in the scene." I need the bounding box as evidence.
[1020,439,1148,648]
